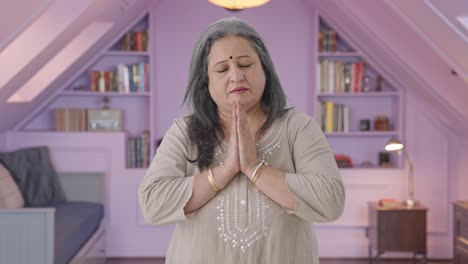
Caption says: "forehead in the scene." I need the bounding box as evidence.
[208,36,258,63]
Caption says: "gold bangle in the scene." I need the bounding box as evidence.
[207,168,222,192]
[252,163,265,185]
[250,161,264,180]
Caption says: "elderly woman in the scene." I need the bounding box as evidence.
[138,17,345,264]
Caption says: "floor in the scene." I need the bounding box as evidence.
[105,258,453,264]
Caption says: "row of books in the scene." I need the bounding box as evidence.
[119,31,149,52]
[316,101,349,133]
[54,108,87,131]
[127,131,150,168]
[89,62,149,93]
[317,60,365,94]
[318,30,337,52]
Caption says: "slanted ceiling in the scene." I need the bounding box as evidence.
[310,0,468,134]
[0,0,154,132]
[0,0,467,134]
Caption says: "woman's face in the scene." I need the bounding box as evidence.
[207,35,266,113]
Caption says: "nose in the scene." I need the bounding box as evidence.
[229,66,244,83]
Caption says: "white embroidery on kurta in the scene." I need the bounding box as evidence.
[214,115,287,252]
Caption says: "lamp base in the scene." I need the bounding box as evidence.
[405,199,415,208]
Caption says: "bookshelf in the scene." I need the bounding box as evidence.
[315,17,402,169]
[20,13,153,170]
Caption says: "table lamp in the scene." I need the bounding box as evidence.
[385,138,415,207]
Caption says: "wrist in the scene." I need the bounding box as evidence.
[222,163,239,177]
[245,159,262,179]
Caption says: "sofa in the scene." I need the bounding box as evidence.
[0,146,105,264]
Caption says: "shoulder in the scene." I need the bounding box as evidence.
[284,110,317,129]
[172,116,190,131]
[165,116,191,141]
[284,110,322,138]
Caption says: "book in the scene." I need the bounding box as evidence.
[378,198,400,208]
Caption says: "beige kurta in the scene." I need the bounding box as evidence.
[138,110,345,264]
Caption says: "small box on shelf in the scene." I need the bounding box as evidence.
[87,108,123,132]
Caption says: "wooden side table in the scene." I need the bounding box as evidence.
[453,201,468,264]
[367,202,428,264]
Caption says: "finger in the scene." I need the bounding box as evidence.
[240,104,250,138]
[238,104,245,132]
[241,104,249,133]
[231,102,237,141]
[236,102,242,140]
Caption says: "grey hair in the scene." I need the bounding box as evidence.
[183,17,288,170]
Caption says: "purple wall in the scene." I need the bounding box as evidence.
[0,133,5,151]
[152,0,313,137]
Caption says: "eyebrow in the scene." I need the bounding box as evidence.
[213,55,253,66]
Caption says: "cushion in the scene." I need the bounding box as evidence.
[0,163,24,209]
[0,146,67,207]
[52,201,104,264]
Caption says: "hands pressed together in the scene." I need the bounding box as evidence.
[220,101,262,184]
[187,102,294,213]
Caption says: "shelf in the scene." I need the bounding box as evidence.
[317,92,399,97]
[123,168,148,174]
[103,51,149,56]
[60,91,150,97]
[318,52,360,57]
[16,130,126,134]
[325,131,398,137]
[339,167,399,170]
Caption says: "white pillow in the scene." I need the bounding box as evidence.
[0,163,25,209]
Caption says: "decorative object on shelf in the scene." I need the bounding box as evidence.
[358,160,374,168]
[87,96,123,131]
[376,75,383,92]
[385,138,415,208]
[87,109,123,132]
[359,119,370,131]
[362,76,370,92]
[208,0,269,10]
[334,154,353,168]
[72,85,87,91]
[378,152,391,167]
[374,115,389,131]
[101,96,110,109]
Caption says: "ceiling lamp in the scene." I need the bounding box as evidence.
[208,0,270,10]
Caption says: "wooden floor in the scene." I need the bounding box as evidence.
[105,258,453,264]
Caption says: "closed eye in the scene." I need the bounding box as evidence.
[216,68,228,73]
[239,63,253,68]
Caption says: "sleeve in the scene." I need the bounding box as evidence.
[138,118,195,225]
[284,112,345,223]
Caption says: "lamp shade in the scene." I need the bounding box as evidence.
[385,138,404,152]
[208,0,270,10]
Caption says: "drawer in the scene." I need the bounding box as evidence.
[456,237,468,257]
[455,215,468,239]
[454,208,468,222]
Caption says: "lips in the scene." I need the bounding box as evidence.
[230,87,249,94]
